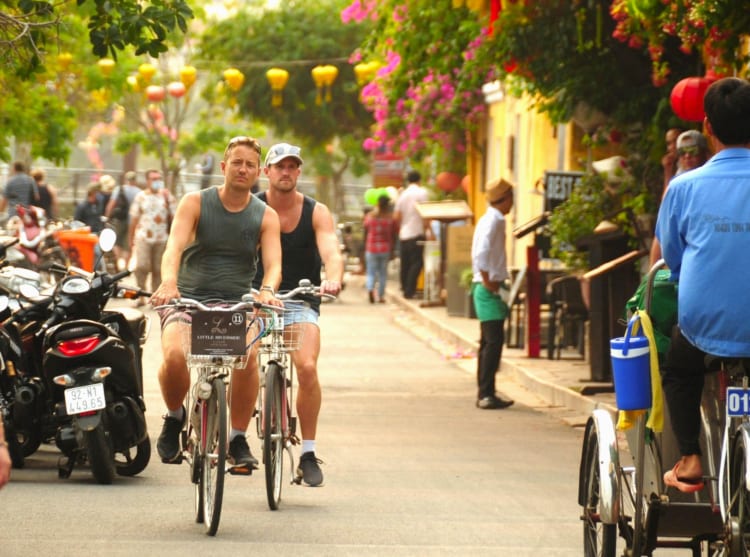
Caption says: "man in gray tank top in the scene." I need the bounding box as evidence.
[150,136,283,470]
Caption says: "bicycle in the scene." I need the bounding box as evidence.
[578,259,750,556]
[159,296,264,536]
[254,279,335,510]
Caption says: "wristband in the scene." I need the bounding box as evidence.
[260,285,275,296]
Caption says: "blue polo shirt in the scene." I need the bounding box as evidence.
[656,147,750,357]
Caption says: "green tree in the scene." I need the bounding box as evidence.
[197,0,373,215]
[0,0,193,76]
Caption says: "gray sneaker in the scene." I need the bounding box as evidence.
[297,451,324,486]
[157,408,185,463]
[228,435,259,469]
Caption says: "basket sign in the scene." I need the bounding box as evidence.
[191,311,246,356]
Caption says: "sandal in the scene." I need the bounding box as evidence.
[663,462,704,493]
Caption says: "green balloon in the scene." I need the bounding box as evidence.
[364,188,380,205]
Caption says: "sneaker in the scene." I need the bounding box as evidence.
[157,409,185,463]
[297,451,324,486]
[476,396,514,410]
[228,435,259,469]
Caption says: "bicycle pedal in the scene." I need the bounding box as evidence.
[161,453,184,465]
[228,464,254,476]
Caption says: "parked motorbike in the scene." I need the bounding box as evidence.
[0,292,30,469]
[6,205,69,282]
[6,228,152,483]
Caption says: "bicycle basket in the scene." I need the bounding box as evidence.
[180,307,261,369]
[259,301,308,352]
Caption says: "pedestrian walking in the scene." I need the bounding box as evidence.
[105,170,142,270]
[394,170,433,299]
[129,169,175,303]
[31,168,59,219]
[363,193,398,303]
[1,161,39,218]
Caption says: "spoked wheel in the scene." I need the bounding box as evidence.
[198,379,226,536]
[263,363,285,510]
[582,424,617,557]
[728,433,750,556]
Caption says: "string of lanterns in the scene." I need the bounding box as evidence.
[61,53,383,109]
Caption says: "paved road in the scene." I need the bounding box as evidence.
[1,279,585,556]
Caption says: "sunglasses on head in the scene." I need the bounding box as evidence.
[678,146,700,157]
[225,136,262,155]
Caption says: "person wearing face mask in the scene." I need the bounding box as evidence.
[129,169,176,304]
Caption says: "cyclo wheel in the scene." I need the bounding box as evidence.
[263,362,285,511]
[200,379,226,536]
[581,424,617,557]
[729,432,750,555]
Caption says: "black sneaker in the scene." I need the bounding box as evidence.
[297,451,324,487]
[157,409,185,463]
[476,396,515,410]
[228,436,259,469]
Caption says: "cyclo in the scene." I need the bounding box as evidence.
[579,260,750,556]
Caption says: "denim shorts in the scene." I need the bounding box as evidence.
[282,304,319,327]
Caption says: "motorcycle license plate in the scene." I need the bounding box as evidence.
[64,383,106,415]
[727,387,750,417]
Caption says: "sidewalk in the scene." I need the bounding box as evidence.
[380,280,618,422]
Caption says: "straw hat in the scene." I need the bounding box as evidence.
[485,178,514,203]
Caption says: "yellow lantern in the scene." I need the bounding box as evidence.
[180,66,197,90]
[137,63,157,85]
[354,61,379,86]
[223,68,245,92]
[266,67,290,107]
[57,52,73,72]
[126,75,140,92]
[311,64,338,105]
[97,58,115,77]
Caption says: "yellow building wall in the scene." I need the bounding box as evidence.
[474,83,572,270]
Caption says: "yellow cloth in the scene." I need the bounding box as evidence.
[615,310,664,432]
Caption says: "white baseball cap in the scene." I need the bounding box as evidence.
[264,143,303,167]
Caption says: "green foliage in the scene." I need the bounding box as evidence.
[547,173,613,270]
[0,0,193,75]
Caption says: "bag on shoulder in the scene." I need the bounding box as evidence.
[111,187,130,221]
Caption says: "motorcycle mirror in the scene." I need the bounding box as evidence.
[99,228,117,253]
[18,283,40,299]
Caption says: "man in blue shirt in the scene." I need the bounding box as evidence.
[656,77,750,493]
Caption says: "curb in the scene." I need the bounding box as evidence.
[387,289,617,418]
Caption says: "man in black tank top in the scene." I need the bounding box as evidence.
[255,143,344,487]
[150,136,283,470]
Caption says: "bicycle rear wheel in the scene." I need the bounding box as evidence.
[729,432,750,555]
[263,363,285,510]
[199,379,226,536]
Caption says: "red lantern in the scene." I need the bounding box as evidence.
[436,171,461,193]
[166,81,186,98]
[146,85,166,102]
[670,76,715,122]
[461,175,471,193]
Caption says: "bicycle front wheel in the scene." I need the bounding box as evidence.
[199,379,227,536]
[263,363,285,510]
[581,423,616,557]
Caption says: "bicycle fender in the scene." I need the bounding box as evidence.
[592,408,620,524]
